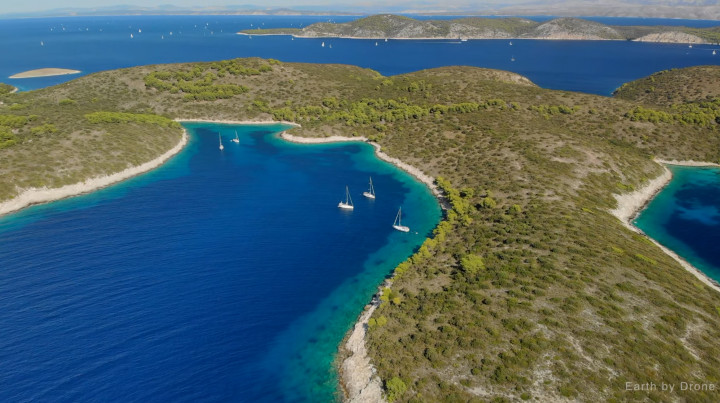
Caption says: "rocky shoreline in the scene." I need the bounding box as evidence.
[0,131,188,217]
[610,159,720,294]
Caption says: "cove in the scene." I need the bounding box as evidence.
[634,165,720,284]
[0,123,441,402]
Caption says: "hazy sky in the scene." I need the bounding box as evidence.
[2,0,521,14]
[2,0,716,15]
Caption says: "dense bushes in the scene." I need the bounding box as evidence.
[626,99,720,127]
[85,111,180,128]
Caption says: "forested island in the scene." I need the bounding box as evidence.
[1,59,720,401]
[240,14,720,43]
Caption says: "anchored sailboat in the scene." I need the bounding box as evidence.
[363,177,376,199]
[392,207,410,232]
[232,130,240,143]
[338,186,354,210]
[219,134,224,150]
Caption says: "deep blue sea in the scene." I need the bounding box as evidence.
[2,14,720,403]
[635,165,720,284]
[1,15,719,94]
[0,123,440,401]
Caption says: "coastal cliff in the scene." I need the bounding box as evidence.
[240,14,720,43]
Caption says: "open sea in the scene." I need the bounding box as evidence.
[1,13,720,403]
[1,15,719,95]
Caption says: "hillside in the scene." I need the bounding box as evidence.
[240,14,720,43]
[2,60,720,402]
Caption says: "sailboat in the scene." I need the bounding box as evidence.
[338,186,354,210]
[714,50,717,55]
[130,33,134,39]
[509,41,513,46]
[363,177,376,199]
[321,41,325,47]
[219,134,224,150]
[392,207,410,232]
[231,130,240,143]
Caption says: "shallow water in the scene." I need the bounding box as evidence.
[634,165,720,283]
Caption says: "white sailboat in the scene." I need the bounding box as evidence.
[219,134,224,150]
[363,177,376,199]
[231,130,240,143]
[392,207,410,232]
[338,186,354,210]
[321,41,325,47]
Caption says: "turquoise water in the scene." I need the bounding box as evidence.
[0,123,441,401]
[634,165,720,283]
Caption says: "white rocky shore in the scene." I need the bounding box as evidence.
[610,159,720,294]
[0,131,188,217]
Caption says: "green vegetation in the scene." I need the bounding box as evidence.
[85,111,180,128]
[2,58,720,402]
[0,83,15,95]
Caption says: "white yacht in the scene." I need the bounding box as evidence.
[392,207,410,232]
[363,177,376,199]
[219,134,224,150]
[231,130,240,143]
[338,186,354,210]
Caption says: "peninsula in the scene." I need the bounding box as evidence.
[240,14,720,43]
[9,68,81,79]
[2,58,720,402]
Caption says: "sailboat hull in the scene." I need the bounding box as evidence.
[393,225,410,232]
[338,202,354,210]
[362,192,375,199]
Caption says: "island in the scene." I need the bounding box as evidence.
[240,14,720,43]
[2,58,720,402]
[9,68,82,79]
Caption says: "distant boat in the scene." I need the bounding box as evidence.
[375,41,378,46]
[338,186,354,210]
[329,44,332,48]
[40,41,44,46]
[460,38,468,42]
[321,41,325,47]
[689,44,693,48]
[385,38,388,42]
[138,29,141,33]
[363,177,376,199]
[219,134,224,151]
[231,130,240,143]
[392,207,410,232]
[161,35,164,39]
[509,41,513,45]
[130,33,134,39]
[511,56,515,62]
[714,50,717,55]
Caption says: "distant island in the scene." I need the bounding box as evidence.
[240,14,720,44]
[9,68,81,79]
